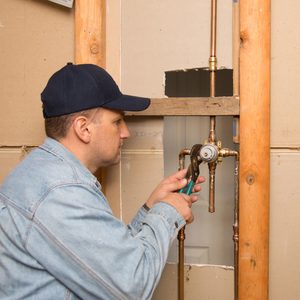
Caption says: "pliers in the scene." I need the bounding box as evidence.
[179,144,202,195]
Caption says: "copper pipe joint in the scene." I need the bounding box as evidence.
[209,56,218,71]
[178,149,191,170]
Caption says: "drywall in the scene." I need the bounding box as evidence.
[269,150,300,300]
[1,0,300,299]
[153,264,234,300]
[268,2,300,298]
[271,1,300,147]
[0,0,74,146]
[0,0,74,180]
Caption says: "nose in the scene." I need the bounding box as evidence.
[121,122,130,139]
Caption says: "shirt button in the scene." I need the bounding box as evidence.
[175,221,179,228]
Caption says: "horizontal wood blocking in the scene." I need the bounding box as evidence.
[125,96,239,116]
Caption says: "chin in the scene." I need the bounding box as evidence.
[102,157,121,167]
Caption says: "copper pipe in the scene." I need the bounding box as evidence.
[177,149,190,300]
[178,227,185,300]
[232,0,240,144]
[208,0,218,213]
[208,162,216,213]
[219,149,239,300]
[232,0,240,97]
[233,154,239,300]
[178,149,191,171]
[210,0,217,58]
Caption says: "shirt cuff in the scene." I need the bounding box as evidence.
[148,202,186,231]
[142,203,150,212]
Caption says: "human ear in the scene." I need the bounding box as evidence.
[72,116,91,143]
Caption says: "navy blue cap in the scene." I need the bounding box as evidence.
[41,63,150,118]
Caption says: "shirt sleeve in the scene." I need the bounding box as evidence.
[127,204,149,236]
[25,183,185,300]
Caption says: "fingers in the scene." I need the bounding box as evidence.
[181,193,192,207]
[191,194,198,203]
[159,192,194,223]
[196,176,205,184]
[162,177,188,194]
[192,176,206,193]
[166,168,188,183]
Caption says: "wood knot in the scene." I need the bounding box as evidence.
[240,30,249,48]
[90,43,99,54]
[246,174,255,185]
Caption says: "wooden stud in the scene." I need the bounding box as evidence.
[75,0,106,66]
[75,0,107,188]
[239,1,271,299]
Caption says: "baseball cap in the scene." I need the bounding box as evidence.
[41,63,150,118]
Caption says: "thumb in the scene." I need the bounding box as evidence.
[163,178,188,193]
[176,178,188,191]
[175,168,188,180]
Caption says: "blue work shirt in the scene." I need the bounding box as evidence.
[0,137,185,300]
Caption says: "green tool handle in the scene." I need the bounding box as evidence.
[179,180,195,195]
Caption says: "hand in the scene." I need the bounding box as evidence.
[146,169,205,209]
[159,193,195,224]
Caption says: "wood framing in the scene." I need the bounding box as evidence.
[75,0,106,66]
[75,0,107,187]
[74,1,271,299]
[126,96,239,116]
[239,1,271,299]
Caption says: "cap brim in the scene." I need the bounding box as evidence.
[102,94,150,112]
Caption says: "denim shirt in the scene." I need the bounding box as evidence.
[0,138,185,300]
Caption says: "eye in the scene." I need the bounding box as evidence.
[114,118,123,126]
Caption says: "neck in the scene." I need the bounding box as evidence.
[58,137,98,174]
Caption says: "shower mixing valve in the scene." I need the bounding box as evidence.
[199,144,219,163]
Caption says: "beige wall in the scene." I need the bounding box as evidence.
[0,0,74,180]
[1,0,300,299]
[269,1,300,299]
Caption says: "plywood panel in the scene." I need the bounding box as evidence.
[121,152,164,223]
[153,263,234,300]
[269,150,300,300]
[271,0,300,147]
[0,150,24,183]
[123,117,163,150]
[121,0,232,98]
[0,0,74,145]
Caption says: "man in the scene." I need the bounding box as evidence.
[0,63,204,300]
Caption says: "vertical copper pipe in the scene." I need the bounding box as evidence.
[232,0,240,97]
[208,162,216,213]
[208,0,218,213]
[178,227,185,300]
[219,149,240,299]
[210,0,217,58]
[232,0,240,144]
[232,1,240,295]
[233,155,239,300]
[177,150,190,300]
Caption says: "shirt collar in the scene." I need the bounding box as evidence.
[39,137,99,185]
